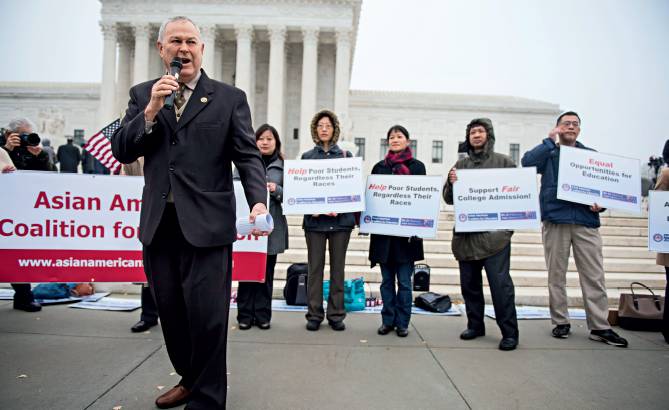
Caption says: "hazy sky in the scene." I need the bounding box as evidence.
[1,0,668,167]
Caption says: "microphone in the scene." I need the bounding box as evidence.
[163,57,183,110]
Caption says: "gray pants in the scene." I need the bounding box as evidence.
[304,230,351,323]
[542,221,610,330]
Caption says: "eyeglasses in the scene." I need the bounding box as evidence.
[559,121,580,127]
[317,124,333,130]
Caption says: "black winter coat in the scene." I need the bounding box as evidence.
[301,144,356,232]
[368,158,426,266]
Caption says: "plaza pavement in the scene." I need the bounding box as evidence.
[0,298,667,410]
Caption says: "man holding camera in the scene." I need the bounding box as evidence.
[1,118,50,312]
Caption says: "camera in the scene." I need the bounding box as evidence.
[19,132,40,147]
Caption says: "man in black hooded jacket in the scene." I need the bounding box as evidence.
[443,118,519,351]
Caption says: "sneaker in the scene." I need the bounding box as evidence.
[589,329,628,348]
[551,324,571,339]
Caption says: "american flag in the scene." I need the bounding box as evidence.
[83,119,121,173]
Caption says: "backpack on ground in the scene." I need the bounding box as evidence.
[283,263,308,306]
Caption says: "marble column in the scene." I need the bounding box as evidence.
[132,23,151,85]
[200,24,217,77]
[235,25,254,114]
[267,25,286,135]
[116,30,133,117]
[99,22,117,124]
[214,38,224,81]
[334,28,352,141]
[299,27,319,155]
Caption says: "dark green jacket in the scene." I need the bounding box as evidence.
[443,118,516,261]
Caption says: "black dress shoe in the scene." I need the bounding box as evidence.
[131,320,157,333]
[238,322,253,330]
[499,337,518,351]
[377,324,394,335]
[395,327,409,337]
[329,321,346,331]
[13,301,42,312]
[256,321,271,330]
[306,320,321,331]
[460,328,485,340]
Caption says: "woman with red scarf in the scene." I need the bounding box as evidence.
[368,125,426,337]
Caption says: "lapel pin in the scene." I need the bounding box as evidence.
[201,97,208,103]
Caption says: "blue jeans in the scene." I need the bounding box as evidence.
[380,262,414,329]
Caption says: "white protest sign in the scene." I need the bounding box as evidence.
[0,172,266,282]
[453,167,541,232]
[282,157,365,215]
[648,190,669,253]
[359,175,443,238]
[557,145,641,214]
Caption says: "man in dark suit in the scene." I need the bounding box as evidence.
[112,16,268,409]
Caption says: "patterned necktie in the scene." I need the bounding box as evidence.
[174,83,187,110]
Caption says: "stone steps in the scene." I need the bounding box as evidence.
[287,226,649,242]
[97,212,662,308]
[263,281,653,308]
[286,237,654,259]
[274,211,663,307]
[277,249,660,274]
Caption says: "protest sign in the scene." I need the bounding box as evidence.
[0,172,266,282]
[282,157,365,214]
[557,145,641,214]
[453,167,541,232]
[359,175,442,238]
[648,190,669,252]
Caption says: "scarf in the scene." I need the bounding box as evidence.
[384,147,413,175]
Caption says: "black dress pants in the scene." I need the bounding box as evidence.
[237,254,277,324]
[11,283,34,303]
[143,204,231,409]
[458,244,519,339]
[140,285,158,324]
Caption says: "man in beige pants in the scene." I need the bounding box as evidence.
[521,111,628,347]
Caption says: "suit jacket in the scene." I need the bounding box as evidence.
[111,70,267,247]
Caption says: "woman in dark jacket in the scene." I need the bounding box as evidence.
[369,125,425,337]
[302,110,355,332]
[237,124,289,330]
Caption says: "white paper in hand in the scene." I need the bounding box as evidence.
[236,213,274,235]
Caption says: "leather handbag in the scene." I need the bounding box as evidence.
[617,282,664,331]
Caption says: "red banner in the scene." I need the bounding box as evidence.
[0,249,265,283]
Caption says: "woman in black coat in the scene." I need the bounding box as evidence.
[369,125,425,337]
[237,124,289,330]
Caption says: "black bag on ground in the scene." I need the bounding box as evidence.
[283,263,308,306]
[414,292,452,313]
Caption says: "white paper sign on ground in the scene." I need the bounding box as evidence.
[648,190,669,252]
[453,167,541,232]
[282,157,365,215]
[557,145,641,214]
[359,175,443,238]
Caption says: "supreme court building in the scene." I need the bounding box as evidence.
[0,0,560,174]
